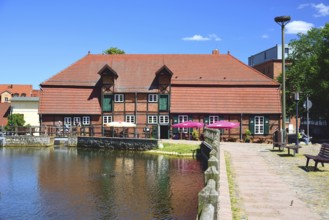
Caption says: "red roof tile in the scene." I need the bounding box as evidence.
[0,103,10,126]
[39,87,101,115]
[41,54,279,90]
[0,84,34,97]
[171,87,281,114]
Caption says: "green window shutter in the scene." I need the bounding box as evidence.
[264,116,270,135]
[159,95,169,111]
[204,116,209,125]
[249,116,255,134]
[151,125,158,139]
[103,95,113,112]
[172,115,178,134]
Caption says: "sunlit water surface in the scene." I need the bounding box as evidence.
[0,146,204,219]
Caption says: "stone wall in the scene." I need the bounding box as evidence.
[77,137,158,150]
[4,136,52,147]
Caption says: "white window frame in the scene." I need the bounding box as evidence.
[103,116,112,124]
[126,115,135,124]
[209,116,219,124]
[178,115,188,133]
[148,94,158,103]
[114,94,124,102]
[82,116,90,125]
[73,117,81,126]
[148,115,158,124]
[159,115,169,125]
[64,117,72,125]
[255,116,264,134]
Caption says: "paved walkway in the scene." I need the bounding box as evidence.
[219,142,329,220]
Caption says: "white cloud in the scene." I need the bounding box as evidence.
[297,2,329,17]
[286,20,314,34]
[312,3,329,17]
[297,3,310,9]
[182,34,221,41]
[208,34,222,41]
[261,34,269,39]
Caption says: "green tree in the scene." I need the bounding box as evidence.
[6,114,25,129]
[103,47,125,54]
[285,23,329,125]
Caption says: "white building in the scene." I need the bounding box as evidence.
[10,97,40,126]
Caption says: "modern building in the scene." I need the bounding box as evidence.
[248,44,291,80]
[39,50,282,141]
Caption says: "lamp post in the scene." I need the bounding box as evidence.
[275,15,291,142]
[295,91,300,147]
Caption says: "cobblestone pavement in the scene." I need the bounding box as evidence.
[221,142,329,220]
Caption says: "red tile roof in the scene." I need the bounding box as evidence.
[39,87,101,115]
[41,54,278,90]
[171,87,281,114]
[0,103,10,126]
[0,84,34,97]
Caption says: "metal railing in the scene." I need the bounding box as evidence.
[1,125,157,139]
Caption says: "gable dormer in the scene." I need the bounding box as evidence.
[97,64,118,93]
[155,65,173,94]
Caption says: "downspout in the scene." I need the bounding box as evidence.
[135,92,137,138]
[240,113,243,140]
[101,91,104,136]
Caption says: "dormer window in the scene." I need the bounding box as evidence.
[114,94,124,102]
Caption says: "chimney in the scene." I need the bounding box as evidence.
[212,49,219,55]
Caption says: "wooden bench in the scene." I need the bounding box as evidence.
[304,143,329,171]
[285,145,302,156]
[273,142,286,151]
[272,130,286,151]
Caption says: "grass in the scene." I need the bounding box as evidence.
[225,151,248,220]
[148,142,200,155]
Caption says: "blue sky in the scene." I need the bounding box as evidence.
[0,0,328,89]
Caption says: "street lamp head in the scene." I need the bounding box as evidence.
[274,16,291,24]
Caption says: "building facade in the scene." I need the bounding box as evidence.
[248,44,291,80]
[248,45,294,133]
[39,51,282,141]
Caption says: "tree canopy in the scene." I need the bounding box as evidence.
[285,23,329,124]
[6,114,25,129]
[103,47,125,54]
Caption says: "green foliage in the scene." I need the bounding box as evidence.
[6,114,25,129]
[285,23,329,125]
[244,129,251,142]
[103,47,125,54]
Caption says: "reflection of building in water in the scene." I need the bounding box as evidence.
[37,150,202,219]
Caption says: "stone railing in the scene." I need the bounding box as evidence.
[4,135,52,147]
[197,128,220,220]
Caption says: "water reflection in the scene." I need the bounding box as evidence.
[0,147,204,219]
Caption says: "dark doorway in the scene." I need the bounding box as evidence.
[160,125,169,139]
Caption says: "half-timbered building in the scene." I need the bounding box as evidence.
[39,50,282,141]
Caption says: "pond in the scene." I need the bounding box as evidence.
[0,146,204,219]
